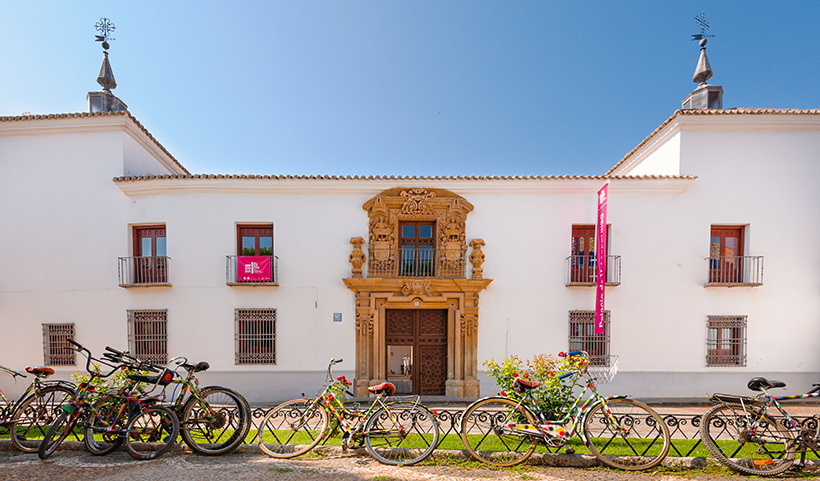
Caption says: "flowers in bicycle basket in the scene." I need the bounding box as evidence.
[484,353,580,420]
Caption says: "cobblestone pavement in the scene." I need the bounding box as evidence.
[0,450,712,481]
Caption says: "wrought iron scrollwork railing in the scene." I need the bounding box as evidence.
[368,248,466,279]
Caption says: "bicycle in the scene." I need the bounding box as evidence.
[699,377,820,476]
[459,351,671,470]
[38,339,180,460]
[0,365,75,452]
[99,346,251,455]
[258,358,440,466]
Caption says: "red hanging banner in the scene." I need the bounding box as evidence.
[237,256,272,282]
[595,184,608,335]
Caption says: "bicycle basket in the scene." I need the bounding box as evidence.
[587,355,618,383]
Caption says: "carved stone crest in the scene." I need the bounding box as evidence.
[400,188,435,216]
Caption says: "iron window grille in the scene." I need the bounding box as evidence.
[127,309,168,364]
[707,315,747,367]
[235,308,276,364]
[568,310,611,366]
[42,323,75,366]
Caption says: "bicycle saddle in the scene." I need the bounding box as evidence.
[25,366,54,377]
[367,382,395,396]
[182,361,209,373]
[747,377,786,391]
[513,378,541,392]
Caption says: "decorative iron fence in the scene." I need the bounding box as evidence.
[40,404,818,461]
[705,255,764,286]
[117,256,170,286]
[565,255,621,285]
[226,255,279,285]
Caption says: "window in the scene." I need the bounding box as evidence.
[707,315,747,367]
[238,225,273,256]
[570,225,596,283]
[132,225,167,284]
[568,310,610,365]
[128,310,167,364]
[709,226,743,283]
[235,308,276,364]
[42,323,75,366]
[399,222,435,276]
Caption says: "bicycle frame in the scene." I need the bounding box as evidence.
[497,366,626,447]
[0,366,74,423]
[301,361,422,446]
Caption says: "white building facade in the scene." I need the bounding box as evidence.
[2,107,819,404]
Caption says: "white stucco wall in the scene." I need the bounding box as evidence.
[2,112,819,403]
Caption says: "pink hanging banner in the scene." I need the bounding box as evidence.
[595,184,608,335]
[237,256,272,282]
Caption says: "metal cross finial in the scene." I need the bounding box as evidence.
[94,18,116,50]
[691,11,715,43]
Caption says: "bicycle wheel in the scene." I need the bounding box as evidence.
[364,402,440,466]
[38,408,79,459]
[583,398,671,470]
[180,386,251,455]
[9,385,74,453]
[258,398,329,458]
[123,405,179,460]
[699,402,795,476]
[459,397,538,467]
[84,393,126,455]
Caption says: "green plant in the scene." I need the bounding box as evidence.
[483,353,580,419]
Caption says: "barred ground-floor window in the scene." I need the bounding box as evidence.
[42,323,75,366]
[707,315,747,367]
[568,310,611,366]
[235,308,276,364]
[128,309,168,364]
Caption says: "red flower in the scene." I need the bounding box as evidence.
[512,372,519,378]
[559,351,567,357]
[547,371,555,377]
[522,372,529,379]
[500,390,507,396]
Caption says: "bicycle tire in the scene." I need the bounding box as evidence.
[583,398,671,470]
[364,402,440,466]
[180,386,251,455]
[123,405,180,460]
[8,385,74,453]
[38,408,78,459]
[699,402,795,476]
[459,397,538,467]
[258,398,329,458]
[84,393,127,455]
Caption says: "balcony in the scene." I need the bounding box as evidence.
[565,255,621,286]
[226,255,279,286]
[118,256,171,287]
[705,256,763,287]
[368,248,466,279]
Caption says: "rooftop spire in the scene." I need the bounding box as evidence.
[682,12,722,110]
[88,18,127,113]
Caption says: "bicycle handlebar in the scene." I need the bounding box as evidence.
[0,365,26,378]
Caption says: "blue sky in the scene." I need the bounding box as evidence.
[2,1,818,176]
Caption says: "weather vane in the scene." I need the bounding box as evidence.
[691,11,714,44]
[94,17,116,51]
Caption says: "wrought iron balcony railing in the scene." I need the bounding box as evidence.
[226,255,279,285]
[705,255,763,286]
[565,255,621,286]
[118,256,170,287]
[368,248,466,279]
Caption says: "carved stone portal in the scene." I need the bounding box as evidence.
[344,188,491,398]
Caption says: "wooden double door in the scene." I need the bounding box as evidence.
[385,309,447,395]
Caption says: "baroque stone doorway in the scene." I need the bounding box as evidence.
[385,309,447,395]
